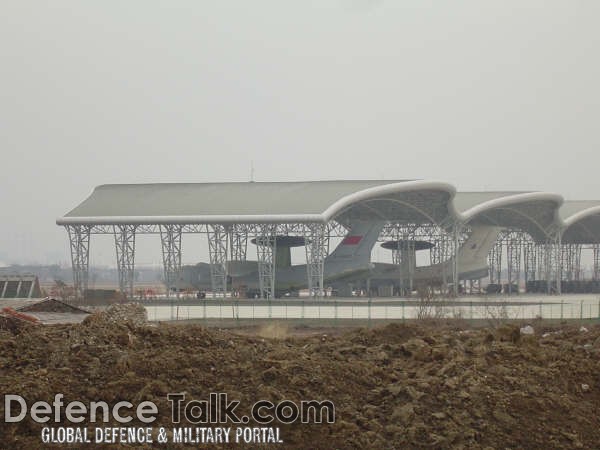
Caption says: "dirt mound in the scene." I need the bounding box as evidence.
[255,321,289,339]
[83,302,147,327]
[1,321,600,448]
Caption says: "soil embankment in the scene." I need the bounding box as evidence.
[1,307,600,448]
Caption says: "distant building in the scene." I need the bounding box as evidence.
[0,274,41,298]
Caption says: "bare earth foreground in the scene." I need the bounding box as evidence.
[2,307,600,449]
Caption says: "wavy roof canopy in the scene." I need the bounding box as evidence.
[57,180,456,225]
[455,192,563,243]
[56,181,600,243]
[560,201,600,244]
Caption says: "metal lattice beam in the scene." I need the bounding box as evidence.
[523,240,536,288]
[506,231,522,295]
[451,224,461,297]
[304,223,327,298]
[574,245,582,281]
[327,221,349,239]
[256,224,277,299]
[561,244,582,281]
[114,225,136,298]
[425,223,460,295]
[535,243,546,281]
[208,224,228,299]
[229,224,249,261]
[430,228,446,266]
[160,224,183,297]
[543,232,562,294]
[591,243,600,281]
[395,224,418,296]
[66,225,91,299]
[488,238,502,285]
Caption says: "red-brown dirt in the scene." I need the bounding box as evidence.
[1,310,600,449]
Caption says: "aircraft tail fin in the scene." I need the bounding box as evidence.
[326,220,386,264]
[456,226,502,266]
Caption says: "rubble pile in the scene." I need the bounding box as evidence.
[83,302,147,327]
[1,320,600,449]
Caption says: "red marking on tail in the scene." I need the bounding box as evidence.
[342,236,363,245]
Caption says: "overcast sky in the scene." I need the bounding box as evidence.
[1,1,599,266]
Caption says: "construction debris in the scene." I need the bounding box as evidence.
[519,324,535,335]
[83,302,147,327]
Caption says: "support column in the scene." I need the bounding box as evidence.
[391,225,403,296]
[160,224,183,297]
[506,231,522,295]
[593,244,600,281]
[536,243,546,281]
[207,224,228,299]
[431,225,452,295]
[228,224,248,297]
[544,232,561,295]
[451,224,461,297]
[400,225,417,296]
[305,223,327,298]
[523,240,536,291]
[406,237,416,295]
[66,225,91,299]
[229,224,248,261]
[488,237,502,286]
[114,225,136,298]
[256,224,277,299]
[562,244,573,281]
[574,244,582,281]
[554,234,562,295]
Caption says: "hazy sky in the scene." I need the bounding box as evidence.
[1,1,599,266]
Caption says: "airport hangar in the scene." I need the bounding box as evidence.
[56,180,600,299]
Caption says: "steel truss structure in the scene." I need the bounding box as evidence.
[159,225,183,297]
[535,243,546,281]
[255,224,277,299]
[389,224,416,296]
[487,230,562,295]
[304,223,327,296]
[66,225,91,298]
[488,237,503,286]
[594,244,600,281]
[487,229,527,293]
[228,224,249,262]
[114,225,137,298]
[523,239,536,287]
[561,244,582,281]
[64,219,592,301]
[57,180,600,301]
[379,223,466,296]
[505,231,523,295]
[66,221,339,300]
[430,225,461,290]
[543,236,562,294]
[207,224,229,298]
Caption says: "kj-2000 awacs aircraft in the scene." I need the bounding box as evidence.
[177,221,501,296]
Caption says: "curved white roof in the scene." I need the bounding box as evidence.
[560,201,600,244]
[56,181,600,243]
[455,192,563,242]
[57,180,456,225]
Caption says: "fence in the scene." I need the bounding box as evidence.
[144,296,600,324]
